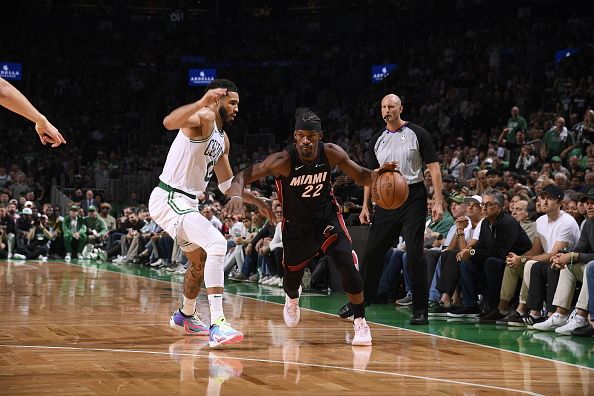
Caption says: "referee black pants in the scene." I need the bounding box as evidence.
[361,182,428,313]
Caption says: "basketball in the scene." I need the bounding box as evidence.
[371,171,409,210]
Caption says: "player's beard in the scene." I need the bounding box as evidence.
[219,106,233,129]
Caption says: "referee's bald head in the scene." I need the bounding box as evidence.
[382,94,401,106]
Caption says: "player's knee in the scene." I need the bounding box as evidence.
[204,238,227,257]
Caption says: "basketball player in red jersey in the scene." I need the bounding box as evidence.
[226,110,396,345]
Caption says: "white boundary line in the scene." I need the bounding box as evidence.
[0,344,542,395]
[5,260,593,373]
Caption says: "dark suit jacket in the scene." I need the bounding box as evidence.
[81,199,99,214]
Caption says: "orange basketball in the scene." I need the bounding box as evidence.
[371,171,409,210]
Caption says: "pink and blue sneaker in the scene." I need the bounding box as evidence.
[169,309,209,336]
[209,317,244,347]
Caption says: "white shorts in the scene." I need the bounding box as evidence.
[148,186,225,252]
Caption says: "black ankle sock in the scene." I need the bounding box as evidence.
[350,302,365,319]
[178,308,193,318]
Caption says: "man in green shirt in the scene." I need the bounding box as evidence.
[63,204,87,261]
[82,205,108,259]
[542,117,576,162]
[500,106,528,145]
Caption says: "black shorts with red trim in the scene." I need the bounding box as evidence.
[282,215,351,272]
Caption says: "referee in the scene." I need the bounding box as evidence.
[358,94,444,325]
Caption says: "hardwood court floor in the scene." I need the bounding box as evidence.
[0,260,593,395]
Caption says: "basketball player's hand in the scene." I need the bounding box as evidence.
[202,88,228,107]
[431,199,443,222]
[373,161,399,178]
[259,201,277,225]
[35,117,66,148]
[359,205,371,224]
[224,196,245,218]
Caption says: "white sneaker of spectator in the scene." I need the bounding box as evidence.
[174,266,187,275]
[532,312,568,331]
[97,249,108,262]
[112,255,126,264]
[150,258,163,267]
[37,255,48,261]
[263,276,278,285]
[13,253,27,260]
[167,264,184,273]
[65,253,71,261]
[555,310,587,335]
[81,244,93,260]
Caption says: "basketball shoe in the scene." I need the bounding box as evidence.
[352,317,372,346]
[170,309,209,336]
[283,286,302,328]
[209,318,244,347]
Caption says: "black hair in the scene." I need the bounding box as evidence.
[205,79,239,93]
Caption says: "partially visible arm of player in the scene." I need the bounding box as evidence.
[325,143,397,186]
[426,161,444,222]
[217,138,289,220]
[0,77,66,147]
[162,88,227,130]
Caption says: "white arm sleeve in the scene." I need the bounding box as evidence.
[218,178,233,194]
[269,223,283,251]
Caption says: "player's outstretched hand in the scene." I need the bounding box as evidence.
[257,199,277,225]
[224,196,245,218]
[35,117,66,148]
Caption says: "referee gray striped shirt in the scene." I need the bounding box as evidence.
[368,122,438,185]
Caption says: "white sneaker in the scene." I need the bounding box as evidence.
[555,310,587,335]
[283,286,302,328]
[7,253,13,259]
[150,258,163,267]
[81,244,92,259]
[13,253,27,260]
[352,317,372,346]
[259,275,269,284]
[174,266,187,275]
[37,255,48,261]
[532,312,567,331]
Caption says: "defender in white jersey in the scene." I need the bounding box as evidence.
[149,79,272,347]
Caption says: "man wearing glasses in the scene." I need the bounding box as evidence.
[447,189,532,319]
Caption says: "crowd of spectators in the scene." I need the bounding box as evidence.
[1,1,594,350]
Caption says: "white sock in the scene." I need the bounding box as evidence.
[208,294,225,324]
[181,296,196,316]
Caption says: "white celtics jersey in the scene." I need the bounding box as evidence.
[159,126,225,195]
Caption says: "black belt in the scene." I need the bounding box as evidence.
[158,181,197,200]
